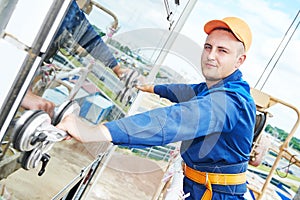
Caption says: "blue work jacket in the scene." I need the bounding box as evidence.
[106,69,256,198]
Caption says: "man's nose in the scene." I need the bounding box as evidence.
[207,49,216,61]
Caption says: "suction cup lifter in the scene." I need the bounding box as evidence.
[11,100,80,176]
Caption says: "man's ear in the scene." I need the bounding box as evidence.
[235,54,246,69]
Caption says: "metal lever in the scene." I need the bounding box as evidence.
[38,153,51,176]
[39,124,68,143]
[30,132,47,145]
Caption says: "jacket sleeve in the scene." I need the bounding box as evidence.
[105,90,242,148]
[154,84,199,103]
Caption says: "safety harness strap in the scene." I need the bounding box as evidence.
[184,164,246,200]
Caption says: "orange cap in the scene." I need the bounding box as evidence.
[204,17,252,52]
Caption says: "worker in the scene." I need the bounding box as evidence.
[57,16,256,200]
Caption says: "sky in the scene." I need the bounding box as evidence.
[180,0,300,139]
[88,0,300,138]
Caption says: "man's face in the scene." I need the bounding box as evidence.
[201,29,246,87]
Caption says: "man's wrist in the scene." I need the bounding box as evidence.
[98,124,112,142]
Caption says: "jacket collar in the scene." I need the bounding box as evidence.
[209,69,242,89]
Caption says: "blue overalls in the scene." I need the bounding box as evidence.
[105,69,256,199]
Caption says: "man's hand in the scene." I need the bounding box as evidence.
[21,90,56,117]
[56,114,112,143]
[112,64,130,79]
[113,65,146,87]
[135,84,155,93]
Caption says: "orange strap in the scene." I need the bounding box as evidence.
[183,164,246,200]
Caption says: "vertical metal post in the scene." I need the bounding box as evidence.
[0,0,19,36]
[0,0,66,141]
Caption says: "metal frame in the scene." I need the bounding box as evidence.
[0,0,67,141]
[249,88,300,199]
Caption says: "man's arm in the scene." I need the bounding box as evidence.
[56,114,112,143]
[21,89,56,117]
[137,84,197,103]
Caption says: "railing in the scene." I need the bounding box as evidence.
[128,145,177,162]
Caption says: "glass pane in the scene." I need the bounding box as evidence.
[1,1,199,199]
